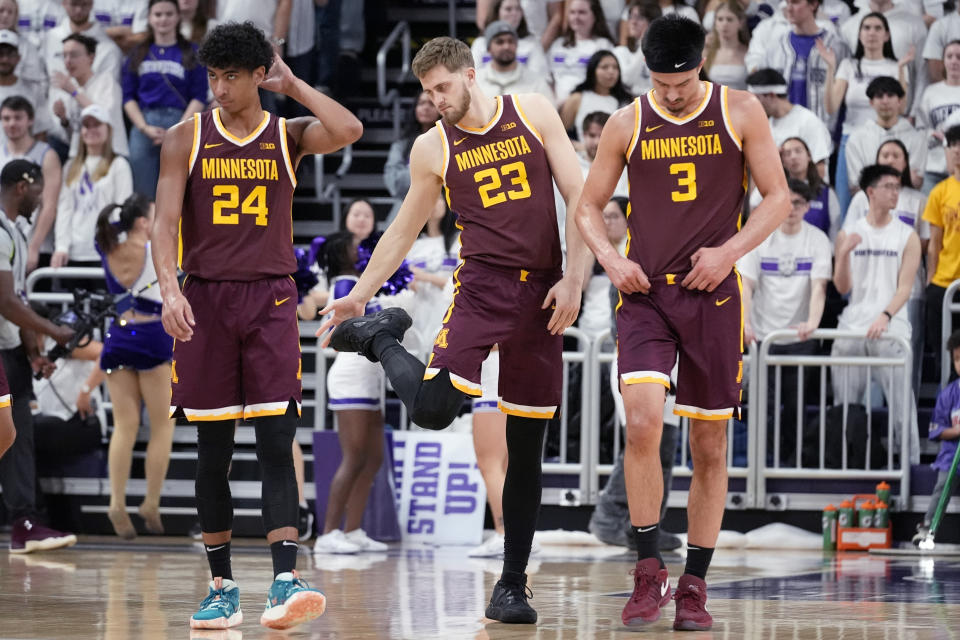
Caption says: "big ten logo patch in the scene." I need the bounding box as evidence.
[698,119,714,128]
[435,328,449,349]
[260,142,276,150]
[501,121,516,132]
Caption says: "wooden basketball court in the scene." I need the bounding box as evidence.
[2,536,959,639]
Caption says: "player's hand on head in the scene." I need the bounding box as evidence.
[682,246,733,292]
[605,255,650,294]
[162,292,196,342]
[316,295,365,347]
[260,53,294,95]
[542,276,582,336]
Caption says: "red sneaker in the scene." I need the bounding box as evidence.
[621,558,671,626]
[9,517,77,554]
[673,574,713,631]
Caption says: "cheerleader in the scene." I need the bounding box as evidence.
[314,198,412,554]
[94,194,174,539]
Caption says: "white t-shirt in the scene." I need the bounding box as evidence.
[33,336,99,421]
[613,45,650,96]
[0,78,54,139]
[16,0,62,49]
[0,211,27,349]
[216,0,277,38]
[48,72,128,157]
[55,156,133,260]
[44,19,123,83]
[520,0,557,39]
[837,215,915,338]
[845,118,927,190]
[471,34,548,77]
[769,104,834,163]
[737,221,833,341]
[572,90,620,141]
[547,36,615,104]
[914,82,960,174]
[405,234,458,352]
[836,57,904,135]
[844,186,928,299]
[922,11,960,62]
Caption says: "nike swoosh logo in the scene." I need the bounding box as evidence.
[661,583,669,597]
[674,62,685,69]
[204,142,224,149]
[645,125,664,132]
[275,297,290,306]
[637,525,657,532]
[453,137,467,146]
[205,544,226,552]
[282,540,299,547]
[716,296,731,306]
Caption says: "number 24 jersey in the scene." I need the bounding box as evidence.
[181,108,297,281]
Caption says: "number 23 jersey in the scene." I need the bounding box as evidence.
[626,82,745,277]
[438,95,561,272]
[181,108,297,281]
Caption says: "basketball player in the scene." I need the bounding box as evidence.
[318,37,590,624]
[574,16,789,630]
[151,22,362,631]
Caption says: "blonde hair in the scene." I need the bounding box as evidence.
[411,37,474,79]
[704,1,749,75]
[66,124,117,186]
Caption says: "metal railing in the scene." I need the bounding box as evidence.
[312,144,353,229]
[940,278,960,388]
[376,21,411,139]
[755,329,914,510]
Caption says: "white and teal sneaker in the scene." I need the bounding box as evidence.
[259,571,326,630]
[190,578,242,629]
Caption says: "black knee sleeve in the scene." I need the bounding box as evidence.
[195,421,236,533]
[409,371,467,431]
[253,402,299,533]
[502,415,547,575]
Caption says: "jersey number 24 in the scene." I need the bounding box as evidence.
[212,185,269,226]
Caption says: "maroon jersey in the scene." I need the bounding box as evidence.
[625,83,745,277]
[181,108,297,281]
[439,95,561,271]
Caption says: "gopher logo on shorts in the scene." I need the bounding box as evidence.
[435,329,449,349]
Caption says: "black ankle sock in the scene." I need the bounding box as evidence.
[376,338,425,408]
[270,540,299,577]
[205,541,232,580]
[633,524,664,567]
[500,569,526,586]
[501,417,547,578]
[684,545,714,580]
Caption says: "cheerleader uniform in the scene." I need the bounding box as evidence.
[98,242,173,371]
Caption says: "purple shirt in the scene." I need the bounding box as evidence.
[788,33,819,107]
[122,43,207,111]
[929,379,960,472]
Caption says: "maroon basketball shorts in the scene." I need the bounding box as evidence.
[0,359,9,409]
[616,270,743,421]
[425,260,562,418]
[170,275,302,421]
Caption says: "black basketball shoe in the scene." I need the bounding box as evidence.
[329,308,412,362]
[485,574,537,624]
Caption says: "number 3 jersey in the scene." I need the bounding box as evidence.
[626,82,745,277]
[438,95,561,271]
[181,108,297,281]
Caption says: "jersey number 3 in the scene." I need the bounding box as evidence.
[670,162,697,203]
[474,161,532,208]
[212,185,269,226]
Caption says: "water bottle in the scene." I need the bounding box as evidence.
[858,500,875,528]
[873,500,889,529]
[876,481,891,506]
[822,504,838,550]
[838,499,855,528]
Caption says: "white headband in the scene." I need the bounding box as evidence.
[747,84,788,95]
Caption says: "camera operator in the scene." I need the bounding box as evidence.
[0,159,76,553]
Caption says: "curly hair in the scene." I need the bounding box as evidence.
[198,21,273,73]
